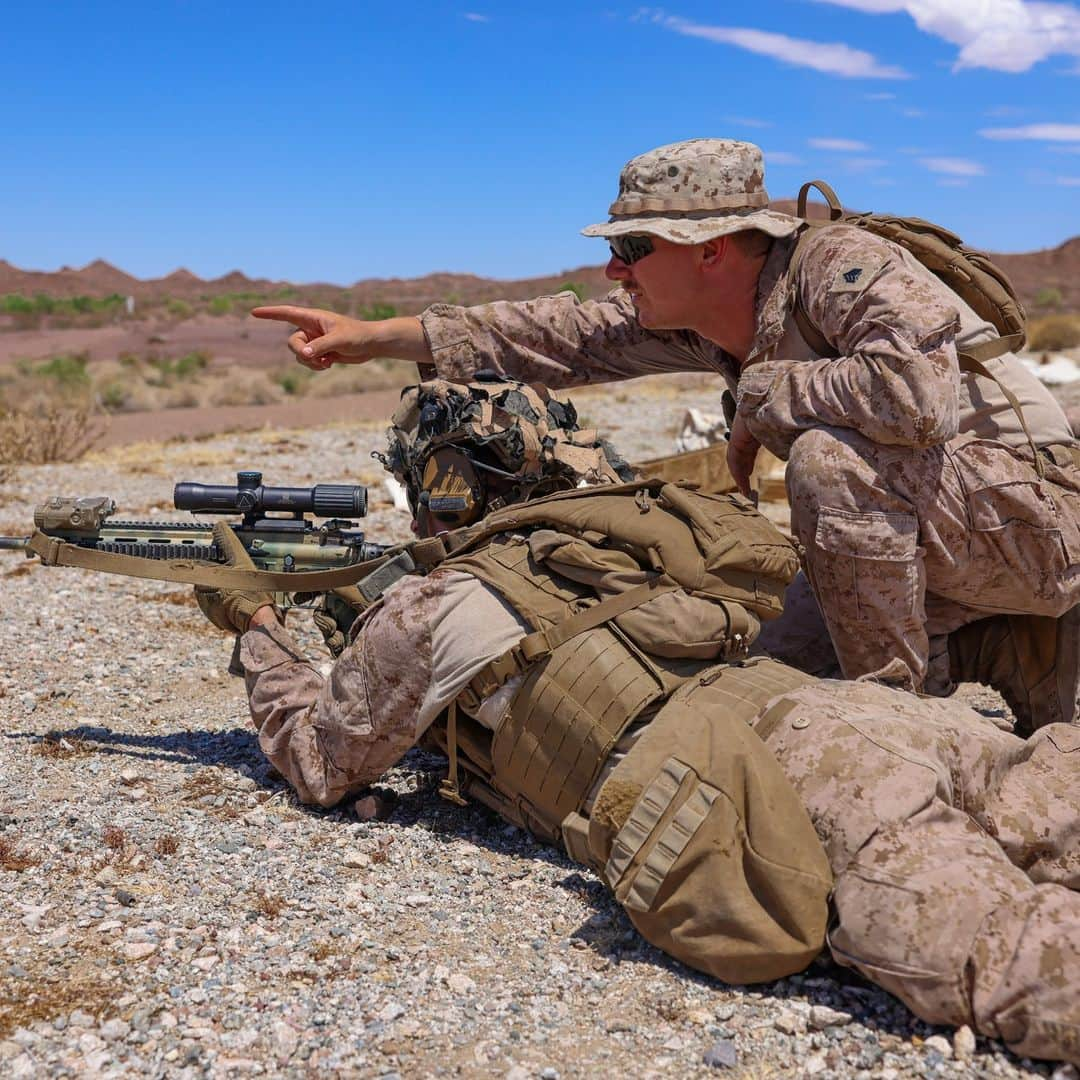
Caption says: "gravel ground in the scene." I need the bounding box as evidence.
[0,376,1076,1080]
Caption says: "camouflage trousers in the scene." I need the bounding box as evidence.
[784,427,1080,694]
[757,679,1080,1065]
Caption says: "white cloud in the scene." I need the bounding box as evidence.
[920,156,987,176]
[985,105,1026,117]
[813,0,1080,74]
[980,123,1080,140]
[865,91,897,99]
[765,151,804,165]
[938,178,972,187]
[901,107,926,117]
[845,157,889,170]
[809,137,871,151]
[653,14,911,78]
[462,12,489,22]
[1058,175,1080,184]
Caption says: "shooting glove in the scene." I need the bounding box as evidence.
[194,522,277,634]
[313,587,368,658]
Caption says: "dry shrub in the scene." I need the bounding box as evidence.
[153,834,178,856]
[0,971,120,1038]
[206,370,284,407]
[34,732,91,759]
[253,890,285,919]
[0,402,104,465]
[305,359,415,398]
[102,826,127,851]
[1028,314,1080,352]
[0,835,41,872]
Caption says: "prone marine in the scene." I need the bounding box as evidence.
[252,137,1080,733]
[196,376,1080,1066]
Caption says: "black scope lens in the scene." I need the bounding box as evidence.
[174,476,368,518]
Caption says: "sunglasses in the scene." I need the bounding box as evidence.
[608,234,655,265]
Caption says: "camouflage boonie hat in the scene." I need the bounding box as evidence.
[378,375,633,521]
[582,139,800,245]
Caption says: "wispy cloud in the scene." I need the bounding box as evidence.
[845,157,888,171]
[1058,176,1080,185]
[980,123,1080,141]
[901,107,925,118]
[809,137,871,151]
[937,178,972,187]
[813,1,1080,74]
[985,105,1026,118]
[647,13,910,78]
[723,115,773,128]
[920,156,987,176]
[864,91,896,100]
[765,151,804,165]
[462,12,489,22]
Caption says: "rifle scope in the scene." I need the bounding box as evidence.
[174,471,368,518]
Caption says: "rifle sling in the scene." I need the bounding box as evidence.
[26,530,402,591]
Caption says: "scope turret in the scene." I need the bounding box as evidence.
[173,472,368,519]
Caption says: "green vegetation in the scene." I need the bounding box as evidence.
[0,293,125,317]
[1033,287,1064,310]
[17,351,91,391]
[359,302,397,321]
[272,367,313,396]
[208,296,232,316]
[166,299,193,319]
[556,282,588,301]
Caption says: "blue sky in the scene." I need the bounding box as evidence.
[3,1,1078,283]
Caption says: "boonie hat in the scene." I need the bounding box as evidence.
[582,138,800,244]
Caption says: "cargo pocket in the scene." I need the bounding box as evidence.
[812,508,919,626]
[943,437,1080,610]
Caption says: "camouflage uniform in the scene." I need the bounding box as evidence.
[237,570,1080,1065]
[416,144,1080,704]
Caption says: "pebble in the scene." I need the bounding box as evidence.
[703,1040,738,1068]
[954,1025,976,1059]
[924,1034,953,1058]
[123,942,157,961]
[808,1004,851,1029]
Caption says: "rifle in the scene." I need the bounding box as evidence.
[0,470,395,612]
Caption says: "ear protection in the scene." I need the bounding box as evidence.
[417,447,487,526]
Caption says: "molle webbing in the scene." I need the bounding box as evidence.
[490,625,670,827]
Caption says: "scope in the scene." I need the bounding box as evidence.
[174,471,368,520]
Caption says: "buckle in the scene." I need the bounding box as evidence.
[438,779,468,806]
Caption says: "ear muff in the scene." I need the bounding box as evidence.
[419,447,486,525]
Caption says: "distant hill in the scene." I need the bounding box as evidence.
[2,221,1077,314]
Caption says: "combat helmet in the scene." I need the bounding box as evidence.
[377,373,633,526]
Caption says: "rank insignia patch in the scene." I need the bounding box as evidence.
[842,267,863,285]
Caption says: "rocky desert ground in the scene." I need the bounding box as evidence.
[2,372,1079,1080]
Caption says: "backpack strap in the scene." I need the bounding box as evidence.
[796,180,844,221]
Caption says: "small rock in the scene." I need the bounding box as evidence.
[448,972,477,994]
[123,942,157,961]
[99,1018,131,1041]
[953,1025,976,1060]
[803,1054,827,1076]
[773,1010,805,1035]
[505,1067,529,1080]
[343,851,371,869]
[68,1010,96,1029]
[113,888,135,907]
[540,1069,560,1080]
[379,1001,406,1022]
[686,1008,713,1026]
[1052,1065,1080,1080]
[703,1040,738,1069]
[714,1004,737,1021]
[95,866,118,886]
[353,791,396,821]
[808,1005,851,1029]
[118,767,141,786]
[272,1019,298,1060]
[923,1034,952,1058]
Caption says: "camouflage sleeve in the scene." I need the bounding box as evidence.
[736,227,962,458]
[419,289,732,387]
[238,575,444,808]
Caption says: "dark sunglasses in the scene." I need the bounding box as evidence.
[608,234,655,265]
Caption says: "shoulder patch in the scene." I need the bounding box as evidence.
[830,250,887,295]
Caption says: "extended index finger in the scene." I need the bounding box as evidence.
[251,305,324,328]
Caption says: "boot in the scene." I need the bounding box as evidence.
[948,605,1080,736]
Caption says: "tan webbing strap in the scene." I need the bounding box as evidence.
[27,530,400,592]
[438,701,469,807]
[957,353,1045,478]
[517,578,682,663]
[796,180,844,221]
